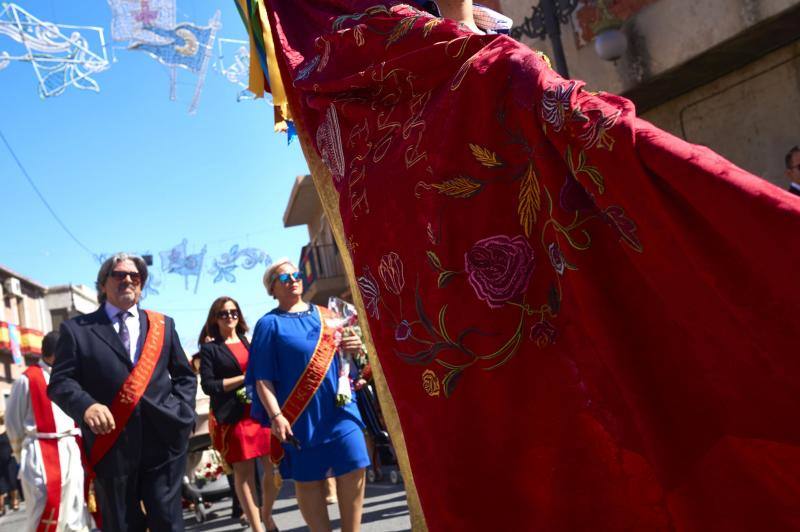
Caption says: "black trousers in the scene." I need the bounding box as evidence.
[95,451,187,532]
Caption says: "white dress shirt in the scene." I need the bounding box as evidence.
[105,301,141,363]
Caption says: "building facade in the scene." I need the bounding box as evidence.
[501,0,800,188]
[283,174,351,305]
[0,265,98,402]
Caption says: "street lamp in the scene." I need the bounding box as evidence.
[510,0,581,78]
[592,0,627,61]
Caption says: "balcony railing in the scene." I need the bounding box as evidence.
[298,243,345,292]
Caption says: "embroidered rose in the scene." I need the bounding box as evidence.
[530,320,557,348]
[356,267,381,319]
[395,320,411,341]
[548,243,565,275]
[464,235,535,308]
[422,369,440,397]
[378,252,405,295]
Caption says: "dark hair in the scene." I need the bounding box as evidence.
[785,146,800,169]
[198,296,249,346]
[96,253,149,305]
[42,331,59,358]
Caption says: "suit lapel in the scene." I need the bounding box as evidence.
[89,308,133,369]
[136,308,149,360]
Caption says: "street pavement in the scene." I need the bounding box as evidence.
[0,476,411,531]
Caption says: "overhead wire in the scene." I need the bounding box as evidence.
[0,128,99,260]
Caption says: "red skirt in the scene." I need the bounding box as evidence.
[211,405,270,464]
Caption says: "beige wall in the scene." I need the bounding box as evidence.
[503,0,799,93]
[642,42,800,187]
[499,0,800,187]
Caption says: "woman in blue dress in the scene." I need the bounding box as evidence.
[246,258,370,532]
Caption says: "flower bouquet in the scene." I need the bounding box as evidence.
[235,386,252,404]
[328,297,363,407]
[193,449,225,486]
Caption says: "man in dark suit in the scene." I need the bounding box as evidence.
[48,253,197,531]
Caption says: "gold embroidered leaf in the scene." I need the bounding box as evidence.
[431,176,482,198]
[386,16,419,48]
[426,250,442,271]
[469,143,503,168]
[423,18,441,37]
[518,163,541,237]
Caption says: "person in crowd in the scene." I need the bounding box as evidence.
[198,297,278,532]
[785,145,800,196]
[0,400,20,516]
[6,331,89,531]
[49,252,197,531]
[246,259,370,532]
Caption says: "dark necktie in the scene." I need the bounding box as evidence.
[116,310,131,356]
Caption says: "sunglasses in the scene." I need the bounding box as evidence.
[109,271,142,284]
[217,310,239,319]
[275,271,302,284]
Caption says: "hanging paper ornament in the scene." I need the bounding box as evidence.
[208,244,271,284]
[0,3,110,97]
[159,238,207,293]
[128,10,221,113]
[107,0,176,43]
[216,37,255,102]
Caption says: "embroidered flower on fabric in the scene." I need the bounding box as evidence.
[603,206,643,252]
[548,243,565,275]
[356,267,381,319]
[378,252,405,295]
[559,172,596,213]
[579,109,621,150]
[316,104,345,183]
[464,235,535,308]
[422,369,440,397]
[541,80,577,132]
[395,320,411,341]
[530,320,557,348]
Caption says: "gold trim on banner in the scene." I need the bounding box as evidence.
[299,131,429,532]
[255,3,427,530]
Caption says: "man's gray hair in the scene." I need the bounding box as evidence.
[96,252,149,304]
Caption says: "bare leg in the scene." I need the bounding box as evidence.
[233,460,263,532]
[294,479,332,532]
[324,477,338,504]
[437,0,480,32]
[336,468,366,532]
[259,456,278,530]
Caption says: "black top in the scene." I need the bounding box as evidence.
[199,336,250,425]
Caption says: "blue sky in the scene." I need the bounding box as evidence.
[1,1,310,350]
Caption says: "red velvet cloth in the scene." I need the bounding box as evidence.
[263,2,800,529]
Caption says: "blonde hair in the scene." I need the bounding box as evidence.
[263,258,297,296]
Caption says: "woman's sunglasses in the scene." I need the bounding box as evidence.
[217,310,239,319]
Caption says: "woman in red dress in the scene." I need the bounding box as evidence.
[199,297,278,532]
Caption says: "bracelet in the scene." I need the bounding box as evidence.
[269,411,283,421]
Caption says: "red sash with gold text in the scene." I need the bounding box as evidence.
[89,310,166,466]
[25,365,62,532]
[270,306,338,465]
